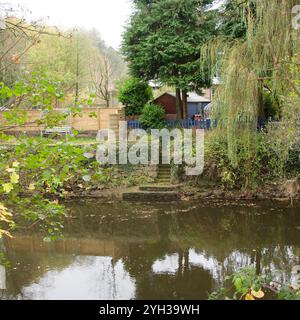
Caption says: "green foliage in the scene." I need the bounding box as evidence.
[209,267,300,301]
[25,29,127,101]
[209,267,269,300]
[14,196,65,242]
[0,137,107,199]
[232,267,269,297]
[0,136,155,238]
[263,92,280,120]
[217,0,249,39]
[118,77,153,116]
[140,103,165,129]
[122,0,216,91]
[0,251,11,267]
[205,131,279,189]
[0,9,133,241]
[203,0,300,177]
[286,147,300,178]
[278,287,300,301]
[0,10,126,107]
[0,69,151,239]
[264,59,300,179]
[0,69,66,132]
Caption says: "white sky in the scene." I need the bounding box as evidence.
[6,0,133,49]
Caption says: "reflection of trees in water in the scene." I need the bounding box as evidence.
[2,250,75,299]
[2,202,300,299]
[122,243,212,300]
[164,206,300,290]
[120,205,300,296]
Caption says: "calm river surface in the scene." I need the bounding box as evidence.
[0,200,300,300]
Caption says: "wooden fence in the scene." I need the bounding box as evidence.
[0,107,125,133]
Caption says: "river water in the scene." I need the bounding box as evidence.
[0,200,299,300]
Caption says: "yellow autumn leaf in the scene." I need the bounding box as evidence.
[245,294,255,300]
[0,203,10,213]
[251,289,265,299]
[3,183,14,193]
[0,204,12,221]
[28,183,36,191]
[0,202,13,238]
[0,229,13,239]
[10,172,19,184]
[0,213,12,223]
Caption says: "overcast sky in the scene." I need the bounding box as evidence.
[7,0,133,49]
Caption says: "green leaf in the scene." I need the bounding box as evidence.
[234,277,243,292]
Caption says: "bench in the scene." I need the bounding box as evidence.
[41,127,72,137]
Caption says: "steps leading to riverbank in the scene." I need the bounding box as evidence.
[157,164,171,184]
[123,164,182,202]
[139,184,180,192]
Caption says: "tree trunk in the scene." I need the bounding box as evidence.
[175,88,183,120]
[257,80,266,127]
[105,92,110,108]
[182,90,188,120]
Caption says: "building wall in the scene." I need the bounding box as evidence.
[154,93,211,120]
[188,103,200,118]
[165,114,177,120]
[153,94,177,115]
[188,102,210,118]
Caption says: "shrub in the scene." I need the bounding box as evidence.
[205,130,279,189]
[209,267,300,301]
[140,103,165,130]
[117,77,153,116]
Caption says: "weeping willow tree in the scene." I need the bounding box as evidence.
[203,0,300,183]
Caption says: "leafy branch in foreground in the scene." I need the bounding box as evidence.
[0,202,14,239]
[209,267,300,300]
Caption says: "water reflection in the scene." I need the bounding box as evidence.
[0,201,300,300]
[0,265,6,290]
[19,257,135,300]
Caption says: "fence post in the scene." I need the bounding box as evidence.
[97,108,101,131]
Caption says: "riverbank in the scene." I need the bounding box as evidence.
[60,178,300,208]
[181,180,300,204]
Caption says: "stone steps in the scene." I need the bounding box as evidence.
[139,185,180,192]
[157,164,171,183]
[122,163,180,202]
[158,169,171,174]
[157,180,171,184]
[158,173,170,178]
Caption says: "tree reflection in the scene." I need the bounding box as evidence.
[1,201,300,299]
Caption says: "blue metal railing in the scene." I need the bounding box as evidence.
[127,120,142,130]
[127,119,212,130]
